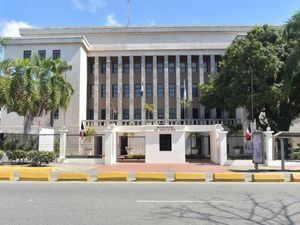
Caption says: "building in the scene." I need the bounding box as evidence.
[0,25,254,164]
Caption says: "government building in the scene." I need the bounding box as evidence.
[0,25,255,165]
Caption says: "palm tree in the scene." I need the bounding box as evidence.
[0,55,74,139]
[180,99,192,120]
[144,103,153,120]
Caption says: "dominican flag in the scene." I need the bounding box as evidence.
[140,81,144,96]
[183,79,187,101]
[80,122,86,138]
[245,124,251,141]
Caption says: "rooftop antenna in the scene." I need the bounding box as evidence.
[127,0,131,27]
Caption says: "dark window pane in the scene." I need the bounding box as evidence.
[112,84,118,98]
[38,50,46,59]
[135,84,141,97]
[101,84,106,98]
[53,50,61,59]
[23,50,31,59]
[123,84,129,97]
[160,134,172,151]
[158,108,164,119]
[146,84,152,97]
[158,84,164,97]
[123,109,129,119]
[169,84,175,97]
[134,109,141,119]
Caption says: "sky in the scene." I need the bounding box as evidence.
[0,0,300,37]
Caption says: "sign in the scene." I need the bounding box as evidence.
[252,131,265,164]
[154,126,176,132]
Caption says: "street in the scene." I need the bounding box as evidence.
[0,182,299,225]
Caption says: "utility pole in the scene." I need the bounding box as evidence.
[127,0,131,27]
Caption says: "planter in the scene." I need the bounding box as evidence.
[233,148,242,155]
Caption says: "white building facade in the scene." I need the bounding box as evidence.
[0,26,255,164]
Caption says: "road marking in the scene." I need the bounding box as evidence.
[136,200,229,203]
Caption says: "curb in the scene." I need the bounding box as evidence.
[252,173,285,182]
[174,173,206,182]
[57,173,89,181]
[135,172,167,181]
[213,173,245,182]
[19,172,51,181]
[96,172,128,181]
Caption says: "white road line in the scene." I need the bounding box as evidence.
[135,200,229,203]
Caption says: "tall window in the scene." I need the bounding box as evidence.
[23,50,31,59]
[180,83,184,98]
[180,62,186,73]
[146,63,152,73]
[159,134,172,151]
[112,62,118,74]
[157,84,164,97]
[146,84,152,97]
[168,62,175,72]
[54,110,59,119]
[123,84,129,97]
[101,62,106,74]
[123,109,129,119]
[157,62,164,73]
[134,109,141,119]
[216,108,222,119]
[192,83,198,97]
[38,50,46,59]
[52,50,61,59]
[135,84,141,97]
[112,84,118,98]
[169,108,176,119]
[169,84,175,97]
[205,108,210,119]
[192,62,197,73]
[101,109,106,120]
[101,84,106,98]
[123,62,129,74]
[89,84,94,98]
[134,63,141,72]
[193,108,199,119]
[203,61,208,73]
[158,108,165,119]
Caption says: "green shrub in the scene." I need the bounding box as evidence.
[0,150,4,160]
[124,154,145,159]
[27,150,56,166]
[6,150,27,164]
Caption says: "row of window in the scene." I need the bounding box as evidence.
[23,50,61,59]
[100,61,211,74]
[91,83,199,98]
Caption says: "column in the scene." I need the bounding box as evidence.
[129,56,134,121]
[105,56,111,121]
[117,56,122,125]
[164,55,169,121]
[199,55,205,119]
[104,125,117,165]
[187,55,192,119]
[93,57,99,120]
[58,129,68,162]
[153,55,158,122]
[176,55,181,121]
[141,56,146,124]
[264,129,274,165]
[210,55,216,119]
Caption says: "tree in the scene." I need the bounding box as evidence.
[144,103,154,120]
[0,55,74,138]
[199,20,300,132]
[180,99,192,120]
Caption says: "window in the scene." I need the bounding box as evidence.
[38,50,46,59]
[123,62,129,74]
[203,62,208,73]
[192,83,198,97]
[146,84,152,97]
[101,62,106,74]
[180,62,186,73]
[112,84,118,98]
[146,63,152,73]
[101,84,106,98]
[123,109,129,120]
[157,84,164,97]
[168,62,175,72]
[135,84,141,97]
[101,109,106,120]
[216,108,222,119]
[52,50,61,59]
[192,62,197,73]
[89,84,94,98]
[134,109,141,119]
[54,110,59,119]
[169,108,176,119]
[193,108,199,119]
[112,62,118,74]
[157,62,164,73]
[123,84,129,97]
[23,50,31,59]
[228,110,236,119]
[146,109,153,119]
[169,84,175,97]
[205,108,210,119]
[134,63,141,72]
[159,134,172,151]
[158,108,165,119]
[181,108,185,119]
[180,83,184,98]
[111,110,118,120]
[88,109,94,120]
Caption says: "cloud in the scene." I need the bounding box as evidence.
[0,20,35,37]
[105,14,121,26]
[70,0,105,13]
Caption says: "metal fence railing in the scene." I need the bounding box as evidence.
[227,135,252,159]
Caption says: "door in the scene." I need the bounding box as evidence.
[120,136,128,155]
[94,136,102,157]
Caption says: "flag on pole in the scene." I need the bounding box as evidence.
[140,81,144,96]
[80,122,86,138]
[183,79,187,101]
[245,124,251,141]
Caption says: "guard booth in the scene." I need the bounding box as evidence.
[274,132,300,170]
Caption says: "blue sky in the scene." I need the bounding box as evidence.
[0,0,300,37]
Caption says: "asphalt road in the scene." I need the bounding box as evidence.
[0,182,299,225]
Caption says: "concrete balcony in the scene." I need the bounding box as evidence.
[82,119,241,127]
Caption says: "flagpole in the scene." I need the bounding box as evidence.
[251,71,254,131]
